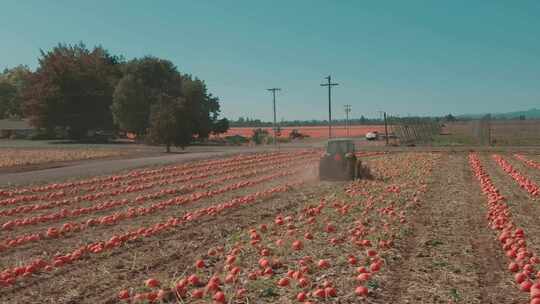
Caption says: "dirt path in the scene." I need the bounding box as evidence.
[378,152,524,304]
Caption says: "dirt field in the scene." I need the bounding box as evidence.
[2,148,540,303]
[440,120,540,146]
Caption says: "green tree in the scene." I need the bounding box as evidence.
[147,95,193,152]
[251,128,268,145]
[111,56,182,136]
[0,65,32,118]
[0,82,16,119]
[22,43,122,139]
[111,74,148,135]
[148,96,178,152]
[445,114,456,122]
[173,103,194,149]
[181,75,222,140]
[212,118,230,135]
[359,115,367,124]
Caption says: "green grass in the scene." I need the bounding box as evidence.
[424,239,444,247]
[432,260,449,268]
[449,288,461,301]
[431,134,477,146]
[491,137,540,146]
[431,133,540,146]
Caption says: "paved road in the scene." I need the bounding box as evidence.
[3,138,538,187]
[0,148,254,187]
[0,135,328,187]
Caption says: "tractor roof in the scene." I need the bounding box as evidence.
[327,138,353,143]
[325,138,355,153]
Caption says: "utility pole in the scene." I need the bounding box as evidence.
[383,111,389,145]
[320,75,339,138]
[487,114,492,146]
[267,88,281,149]
[378,110,389,145]
[344,104,351,137]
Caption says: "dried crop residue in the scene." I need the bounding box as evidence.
[1,181,331,304]
[378,152,524,304]
[483,153,540,267]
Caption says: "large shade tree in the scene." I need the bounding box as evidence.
[181,75,228,139]
[16,44,228,145]
[147,94,193,152]
[111,56,182,136]
[0,65,32,119]
[212,117,230,135]
[22,43,122,139]
[112,57,229,149]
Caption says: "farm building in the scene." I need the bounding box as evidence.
[0,119,34,138]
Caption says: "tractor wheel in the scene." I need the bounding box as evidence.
[356,161,362,179]
[319,158,330,180]
[357,162,372,179]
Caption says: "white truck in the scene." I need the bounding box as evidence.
[365,131,378,141]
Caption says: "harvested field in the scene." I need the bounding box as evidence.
[440,120,540,146]
[2,149,540,304]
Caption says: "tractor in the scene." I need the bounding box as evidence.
[289,129,308,140]
[319,138,370,181]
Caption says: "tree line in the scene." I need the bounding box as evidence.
[0,42,229,151]
[230,116,386,127]
[229,113,525,128]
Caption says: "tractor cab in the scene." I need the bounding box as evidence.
[326,139,355,159]
[319,139,369,181]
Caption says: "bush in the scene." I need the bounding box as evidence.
[225,135,248,145]
[265,136,290,144]
[28,129,60,140]
[278,137,291,143]
[251,128,269,145]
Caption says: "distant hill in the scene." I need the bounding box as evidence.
[458,108,540,119]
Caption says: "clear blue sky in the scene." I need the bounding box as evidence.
[2,1,539,121]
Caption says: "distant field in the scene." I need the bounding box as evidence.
[439,120,540,145]
[491,120,540,145]
[222,125,385,138]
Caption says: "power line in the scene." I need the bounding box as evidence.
[320,75,339,138]
[267,88,281,148]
